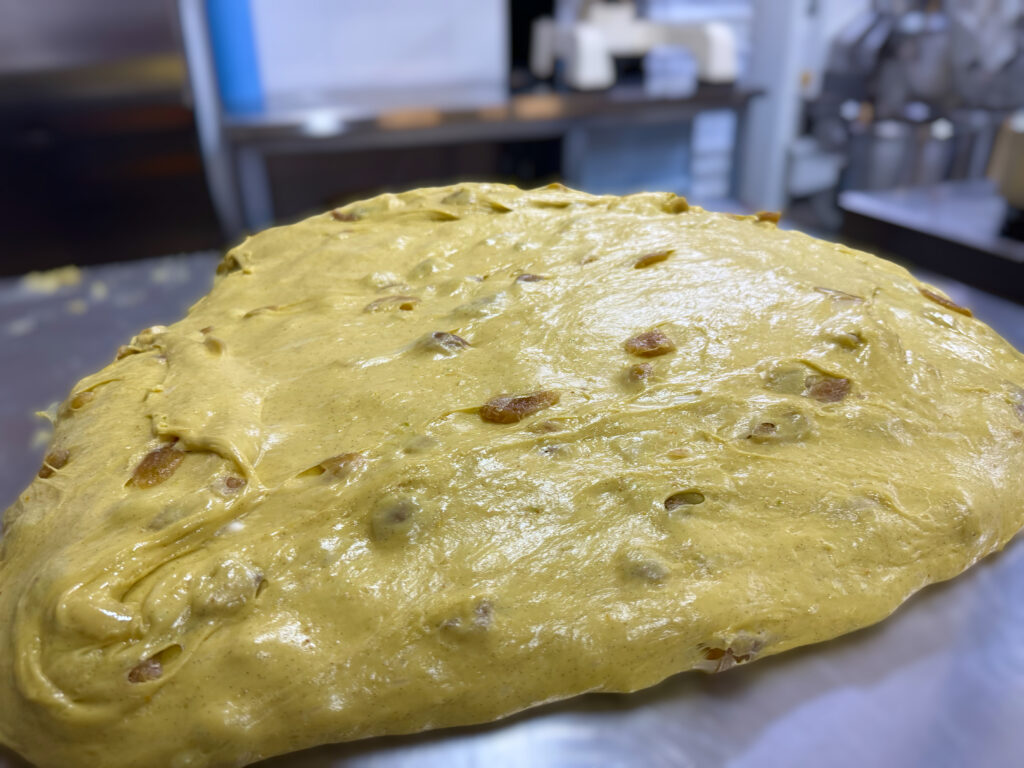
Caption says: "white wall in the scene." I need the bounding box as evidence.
[250,0,507,102]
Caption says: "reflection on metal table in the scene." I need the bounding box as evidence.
[1,252,1022,768]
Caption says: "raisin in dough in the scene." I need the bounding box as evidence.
[3,184,1024,768]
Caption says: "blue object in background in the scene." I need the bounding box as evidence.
[205,0,263,113]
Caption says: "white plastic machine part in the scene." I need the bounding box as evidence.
[531,1,738,90]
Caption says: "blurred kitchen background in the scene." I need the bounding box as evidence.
[1,0,1023,301]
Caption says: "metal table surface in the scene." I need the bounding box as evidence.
[1,251,1023,768]
[840,180,1024,303]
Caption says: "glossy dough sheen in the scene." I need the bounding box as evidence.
[3,183,1024,768]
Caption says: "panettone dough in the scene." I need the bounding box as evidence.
[2,183,1023,767]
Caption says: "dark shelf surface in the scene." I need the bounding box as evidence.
[224,82,762,152]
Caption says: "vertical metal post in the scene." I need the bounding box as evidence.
[739,0,811,211]
[236,145,275,232]
[178,0,246,242]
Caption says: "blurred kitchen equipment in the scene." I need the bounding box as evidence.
[949,109,1001,180]
[790,0,1024,228]
[179,0,760,237]
[530,1,738,90]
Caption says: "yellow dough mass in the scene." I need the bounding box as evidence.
[2,183,1023,767]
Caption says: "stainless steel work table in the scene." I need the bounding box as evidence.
[2,247,1022,768]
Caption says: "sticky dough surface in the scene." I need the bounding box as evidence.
[2,183,1024,768]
